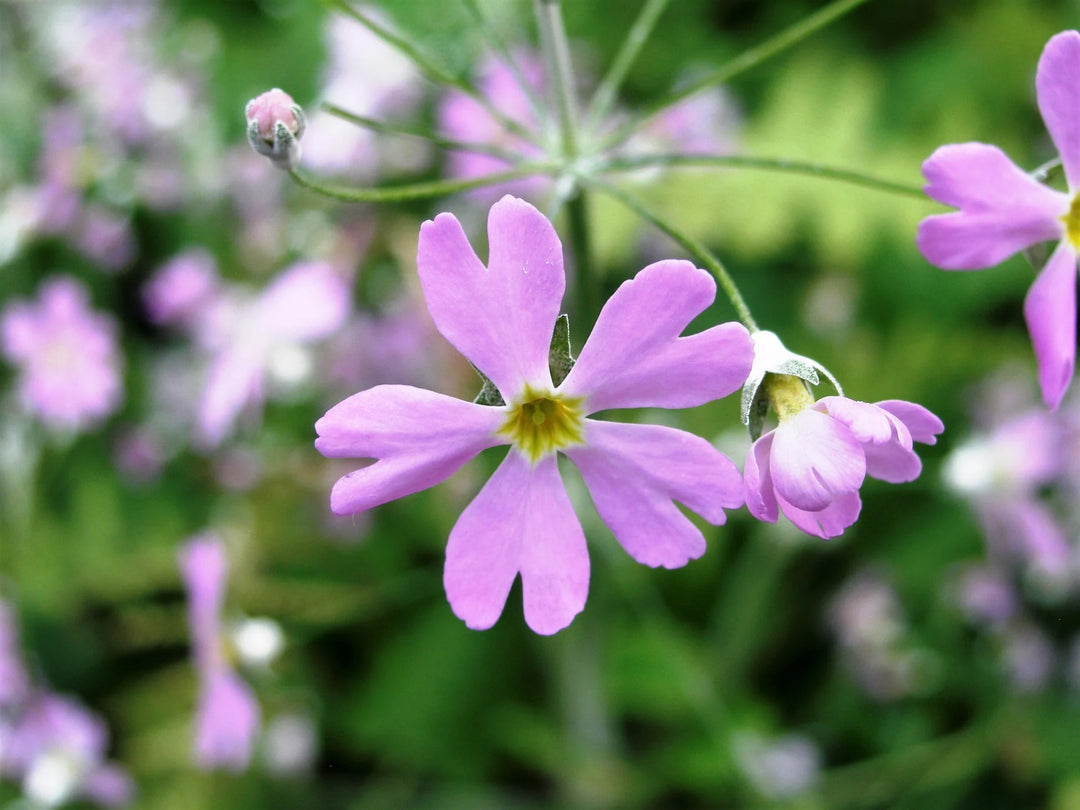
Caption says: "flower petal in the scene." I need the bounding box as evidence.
[1023,241,1077,409]
[315,385,505,514]
[196,669,260,772]
[743,432,779,523]
[178,534,227,672]
[254,261,350,343]
[770,410,865,512]
[444,452,588,635]
[863,427,923,483]
[559,260,753,412]
[197,344,264,447]
[874,400,944,445]
[565,420,742,569]
[816,397,894,444]
[1036,30,1080,190]
[776,490,861,539]
[916,143,1066,269]
[417,197,564,398]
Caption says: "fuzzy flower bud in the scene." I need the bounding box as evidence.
[245,88,306,171]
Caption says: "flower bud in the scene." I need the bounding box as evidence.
[245,89,306,171]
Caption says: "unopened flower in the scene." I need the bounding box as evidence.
[245,88,305,171]
[917,30,1080,409]
[742,332,942,538]
[316,196,753,634]
[178,535,260,772]
[0,277,123,433]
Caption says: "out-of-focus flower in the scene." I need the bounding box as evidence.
[142,249,219,328]
[246,89,306,171]
[948,564,1018,629]
[733,731,821,800]
[4,694,133,807]
[917,30,1080,409]
[0,601,29,708]
[0,277,123,433]
[1000,623,1056,694]
[622,84,741,162]
[316,196,753,634]
[178,534,260,772]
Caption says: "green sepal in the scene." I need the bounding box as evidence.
[471,364,505,407]
[746,382,772,442]
[549,314,575,387]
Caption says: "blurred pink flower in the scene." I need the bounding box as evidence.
[142,249,219,327]
[0,277,123,433]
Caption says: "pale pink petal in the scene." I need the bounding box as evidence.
[863,434,922,483]
[874,400,944,445]
[417,197,563,398]
[560,260,753,412]
[196,669,260,772]
[1036,30,1080,189]
[776,490,861,539]
[254,261,350,342]
[83,764,134,807]
[178,534,227,672]
[770,410,865,512]
[1023,241,1077,409]
[743,433,779,523]
[917,143,1066,269]
[315,385,505,514]
[816,397,893,444]
[197,344,264,447]
[565,420,742,569]
[444,452,588,635]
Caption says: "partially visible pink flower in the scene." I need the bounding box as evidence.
[316,196,753,634]
[916,30,1080,409]
[245,88,305,171]
[624,85,741,157]
[0,277,123,433]
[745,395,943,538]
[178,534,260,772]
[142,249,218,327]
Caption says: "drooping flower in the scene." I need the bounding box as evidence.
[0,277,123,433]
[316,196,754,635]
[916,30,1080,409]
[178,534,260,772]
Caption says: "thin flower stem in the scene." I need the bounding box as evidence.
[585,0,671,132]
[601,0,875,151]
[534,0,581,158]
[287,162,555,203]
[1032,155,1062,183]
[565,191,597,327]
[585,177,759,331]
[321,102,522,161]
[320,0,543,147]
[603,152,927,199]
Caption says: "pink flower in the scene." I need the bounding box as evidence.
[0,277,123,433]
[316,196,754,635]
[745,395,943,538]
[178,535,260,772]
[245,88,305,170]
[916,30,1080,409]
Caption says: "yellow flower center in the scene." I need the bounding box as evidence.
[498,385,584,463]
[1062,193,1080,249]
[764,372,816,422]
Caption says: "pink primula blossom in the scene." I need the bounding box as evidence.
[316,196,754,635]
[0,277,123,433]
[178,535,260,772]
[917,30,1080,409]
[745,397,944,539]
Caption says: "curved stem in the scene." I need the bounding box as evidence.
[534,0,581,158]
[601,0,875,151]
[584,177,758,331]
[602,152,926,199]
[287,162,555,203]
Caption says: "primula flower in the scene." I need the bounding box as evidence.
[917,30,1080,409]
[316,196,754,635]
[179,535,260,772]
[744,374,943,538]
[0,277,122,433]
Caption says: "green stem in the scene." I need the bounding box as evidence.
[585,0,671,132]
[321,102,522,161]
[534,0,581,158]
[565,190,597,327]
[584,177,758,331]
[603,152,926,199]
[601,0,875,151]
[320,0,542,147]
[287,162,555,203]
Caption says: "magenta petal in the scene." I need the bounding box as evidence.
[565,420,742,569]
[417,197,564,398]
[744,433,779,523]
[197,345,264,447]
[874,400,944,445]
[444,452,588,635]
[770,410,865,511]
[254,261,350,342]
[1037,30,1080,189]
[817,397,893,444]
[196,669,260,772]
[917,143,1066,269]
[560,260,753,412]
[1023,242,1077,409]
[777,490,861,539]
[178,534,227,672]
[863,434,922,483]
[315,385,504,514]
